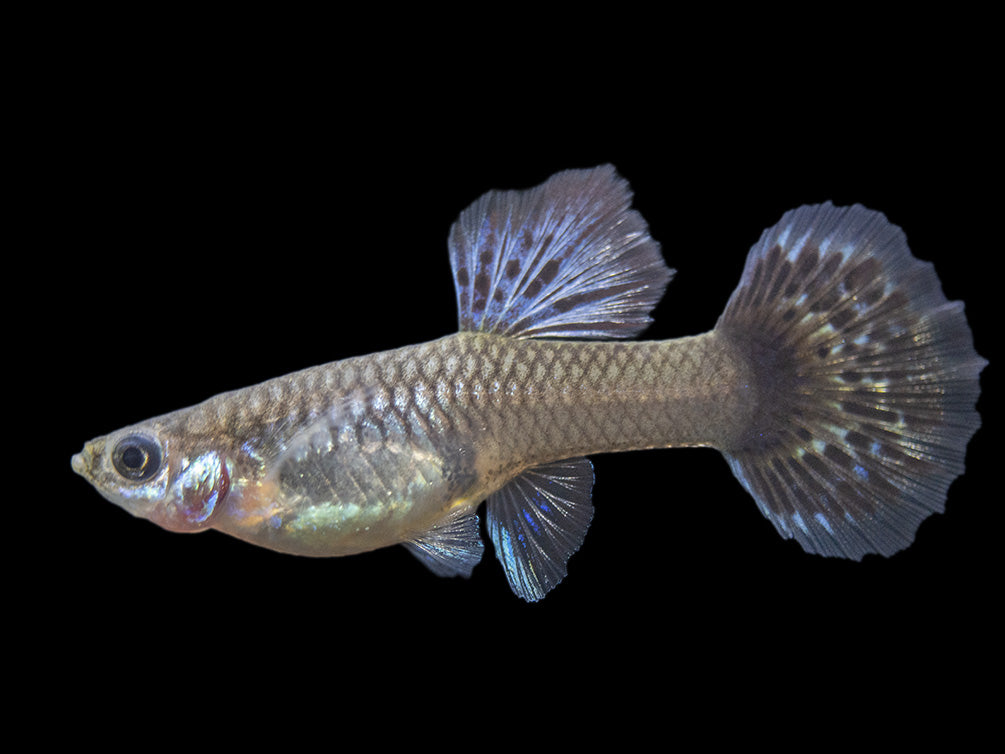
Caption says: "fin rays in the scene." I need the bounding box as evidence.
[486,457,594,602]
[448,165,673,340]
[717,203,984,559]
[404,511,484,578]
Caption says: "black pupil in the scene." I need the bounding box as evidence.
[121,445,148,470]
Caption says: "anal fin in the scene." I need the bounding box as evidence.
[486,457,594,602]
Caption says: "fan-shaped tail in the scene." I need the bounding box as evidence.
[716,203,985,559]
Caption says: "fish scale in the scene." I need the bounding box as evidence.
[210,330,749,478]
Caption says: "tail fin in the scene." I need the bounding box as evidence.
[715,203,985,559]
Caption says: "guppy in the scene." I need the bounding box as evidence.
[72,166,986,601]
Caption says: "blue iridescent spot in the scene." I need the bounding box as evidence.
[498,527,514,561]
[522,508,541,533]
[510,518,528,547]
[814,512,834,534]
[791,512,808,534]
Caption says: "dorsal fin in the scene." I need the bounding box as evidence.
[447,165,673,339]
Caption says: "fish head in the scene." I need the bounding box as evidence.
[72,423,230,534]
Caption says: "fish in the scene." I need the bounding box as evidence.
[71,165,986,601]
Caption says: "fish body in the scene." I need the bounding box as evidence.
[72,166,986,600]
[73,331,749,551]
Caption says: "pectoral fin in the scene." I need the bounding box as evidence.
[404,511,484,578]
[486,457,594,602]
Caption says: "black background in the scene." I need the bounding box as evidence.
[28,34,997,736]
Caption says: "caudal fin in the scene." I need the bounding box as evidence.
[715,203,985,559]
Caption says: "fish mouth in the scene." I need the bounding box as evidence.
[71,439,104,479]
[71,448,90,477]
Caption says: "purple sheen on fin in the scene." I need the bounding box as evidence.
[404,511,484,578]
[485,457,594,601]
[448,165,673,339]
[716,203,986,559]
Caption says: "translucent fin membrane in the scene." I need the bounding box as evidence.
[716,203,985,559]
[404,511,484,578]
[448,165,673,339]
[486,457,594,601]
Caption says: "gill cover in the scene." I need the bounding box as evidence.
[154,451,231,532]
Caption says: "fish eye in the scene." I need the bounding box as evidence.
[111,434,163,482]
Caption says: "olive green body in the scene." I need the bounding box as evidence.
[170,331,755,556]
